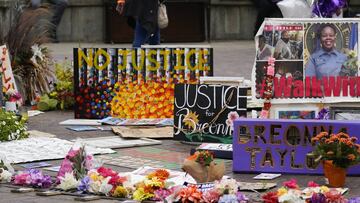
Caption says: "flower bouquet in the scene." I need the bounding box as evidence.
[182,150,225,183]
[0,109,28,142]
[262,179,349,203]
[57,142,94,185]
[13,169,52,188]
[311,132,360,187]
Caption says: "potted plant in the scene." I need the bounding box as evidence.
[311,132,360,187]
[4,90,22,112]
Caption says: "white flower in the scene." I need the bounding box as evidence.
[99,177,112,195]
[30,44,44,66]
[214,178,238,194]
[57,172,79,191]
[278,189,304,203]
[89,180,102,194]
[0,168,12,182]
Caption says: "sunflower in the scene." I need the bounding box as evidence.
[183,111,199,129]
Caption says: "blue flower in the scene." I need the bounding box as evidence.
[218,194,238,203]
[77,176,90,192]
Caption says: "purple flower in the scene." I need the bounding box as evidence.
[312,0,347,17]
[41,175,52,188]
[310,193,326,203]
[316,108,330,120]
[236,191,249,203]
[153,188,172,201]
[348,197,360,203]
[218,194,238,203]
[77,176,90,192]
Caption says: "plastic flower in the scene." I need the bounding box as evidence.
[202,189,220,203]
[0,168,12,182]
[308,181,320,187]
[218,194,238,203]
[57,172,79,191]
[113,186,128,198]
[78,176,91,192]
[133,187,155,201]
[283,179,299,189]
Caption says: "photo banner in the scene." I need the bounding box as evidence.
[252,18,360,103]
[174,84,247,143]
[74,47,213,119]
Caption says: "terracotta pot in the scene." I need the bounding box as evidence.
[323,160,346,187]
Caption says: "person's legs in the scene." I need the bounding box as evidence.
[148,28,160,45]
[133,20,148,48]
[48,0,68,26]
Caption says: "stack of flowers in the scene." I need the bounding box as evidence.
[132,169,172,201]
[75,167,128,197]
[262,179,349,203]
[174,178,248,203]
[13,169,52,188]
[56,142,94,191]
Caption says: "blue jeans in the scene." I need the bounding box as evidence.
[31,0,68,26]
[133,20,160,48]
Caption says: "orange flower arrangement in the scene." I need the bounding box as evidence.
[110,81,174,118]
[312,132,360,168]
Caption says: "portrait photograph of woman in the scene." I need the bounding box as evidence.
[304,23,359,79]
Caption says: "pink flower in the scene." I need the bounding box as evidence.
[57,159,73,181]
[14,173,30,185]
[85,155,93,170]
[307,181,319,187]
[227,111,240,121]
[283,179,299,189]
[202,189,220,203]
[97,167,118,178]
[66,149,80,159]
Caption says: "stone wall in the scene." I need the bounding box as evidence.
[1,0,360,42]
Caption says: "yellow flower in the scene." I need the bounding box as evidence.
[320,186,329,193]
[133,188,154,201]
[89,172,103,182]
[277,187,288,196]
[144,177,164,188]
[112,186,128,198]
[183,111,199,129]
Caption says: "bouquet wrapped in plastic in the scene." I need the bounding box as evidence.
[182,151,225,183]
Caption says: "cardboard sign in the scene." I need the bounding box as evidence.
[74,47,213,119]
[174,84,247,143]
[0,45,18,93]
[233,118,360,174]
[253,19,360,103]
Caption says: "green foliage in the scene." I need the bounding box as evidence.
[0,110,28,142]
[36,60,74,111]
[37,95,58,111]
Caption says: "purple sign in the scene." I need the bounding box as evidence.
[233,119,360,174]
